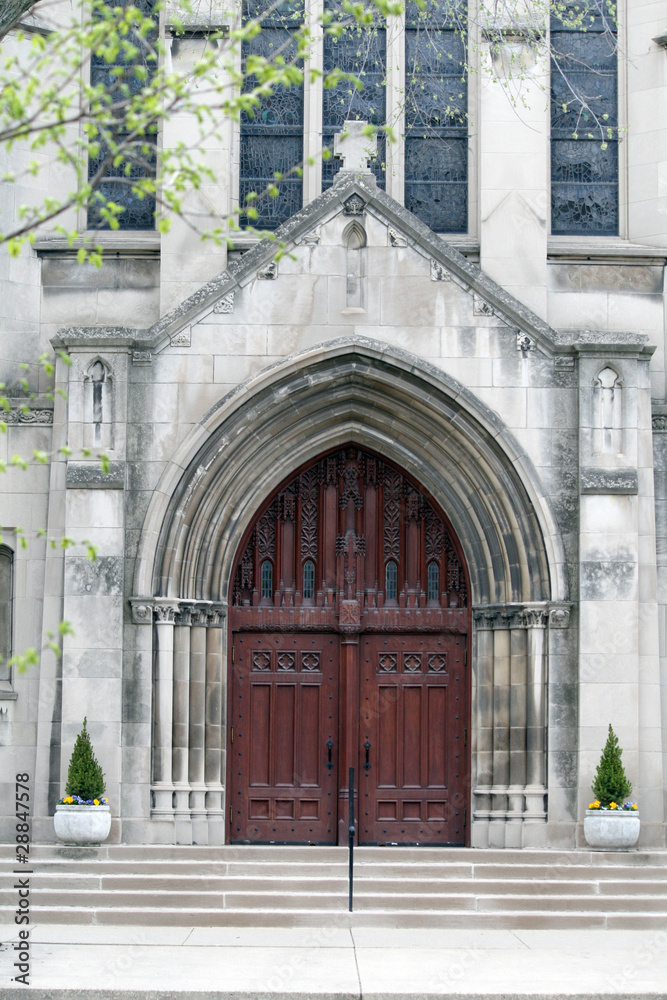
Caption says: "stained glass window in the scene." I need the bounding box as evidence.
[0,547,12,681]
[427,560,439,602]
[87,0,158,230]
[551,2,618,235]
[261,560,274,600]
[303,559,315,599]
[240,0,305,228]
[404,0,468,232]
[322,0,386,190]
[385,560,398,601]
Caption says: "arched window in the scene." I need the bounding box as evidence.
[260,560,274,601]
[302,559,315,600]
[550,4,618,235]
[0,546,13,681]
[385,560,398,601]
[427,560,439,602]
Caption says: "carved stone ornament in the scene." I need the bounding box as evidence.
[170,327,191,348]
[258,261,278,280]
[430,259,450,281]
[549,607,571,629]
[343,194,366,216]
[554,355,575,371]
[473,294,494,317]
[339,599,361,633]
[2,405,53,425]
[130,600,154,624]
[213,291,235,314]
[653,415,667,432]
[516,331,535,353]
[301,228,321,246]
[388,227,407,248]
[132,350,152,365]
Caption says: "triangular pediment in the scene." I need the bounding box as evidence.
[54,172,566,358]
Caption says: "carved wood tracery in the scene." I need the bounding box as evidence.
[231,446,468,632]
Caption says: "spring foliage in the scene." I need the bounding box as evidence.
[591,723,632,807]
[64,717,106,800]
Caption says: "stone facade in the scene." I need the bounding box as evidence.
[1,3,667,850]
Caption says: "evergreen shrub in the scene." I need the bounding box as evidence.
[64,717,106,801]
[591,723,633,807]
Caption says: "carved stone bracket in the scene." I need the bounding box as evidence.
[130,597,228,625]
[258,261,278,280]
[653,414,667,432]
[388,227,407,248]
[430,259,450,281]
[170,327,191,348]
[554,355,575,371]
[473,294,494,317]
[132,350,152,366]
[213,291,235,314]
[301,228,321,246]
[516,331,535,353]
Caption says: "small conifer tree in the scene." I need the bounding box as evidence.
[592,724,632,807]
[64,718,106,801]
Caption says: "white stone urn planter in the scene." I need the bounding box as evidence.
[584,809,640,850]
[54,804,111,845]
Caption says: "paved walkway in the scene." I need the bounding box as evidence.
[1,924,667,998]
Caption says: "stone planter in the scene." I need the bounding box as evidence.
[584,809,640,850]
[54,804,111,845]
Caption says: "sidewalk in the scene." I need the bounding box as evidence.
[1,923,666,999]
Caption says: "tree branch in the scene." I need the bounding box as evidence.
[0,0,44,41]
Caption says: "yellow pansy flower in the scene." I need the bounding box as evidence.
[93,799,99,806]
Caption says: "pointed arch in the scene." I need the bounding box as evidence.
[133,338,567,607]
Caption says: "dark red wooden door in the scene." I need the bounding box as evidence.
[230,633,339,843]
[359,634,467,845]
[228,446,470,845]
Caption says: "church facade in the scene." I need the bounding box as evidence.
[1,1,667,850]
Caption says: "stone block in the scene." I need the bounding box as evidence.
[64,556,124,597]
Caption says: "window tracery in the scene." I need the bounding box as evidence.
[550,2,618,235]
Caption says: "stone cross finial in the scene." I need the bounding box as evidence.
[333,120,377,173]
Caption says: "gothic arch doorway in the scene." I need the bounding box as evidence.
[228,445,470,845]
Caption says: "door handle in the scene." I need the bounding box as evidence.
[326,737,334,771]
[363,740,371,772]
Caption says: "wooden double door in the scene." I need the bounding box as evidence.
[229,630,468,844]
[227,446,470,845]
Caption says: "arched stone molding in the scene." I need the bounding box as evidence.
[131,337,571,846]
[134,338,567,606]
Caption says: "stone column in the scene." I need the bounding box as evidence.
[188,608,209,843]
[471,611,494,847]
[172,605,192,842]
[523,607,548,844]
[152,600,178,817]
[205,607,226,844]
[489,619,511,848]
[505,618,527,847]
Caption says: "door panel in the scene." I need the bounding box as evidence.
[360,634,467,845]
[230,633,339,843]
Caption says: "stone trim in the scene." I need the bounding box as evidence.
[66,461,125,489]
[472,602,572,630]
[1,401,53,425]
[130,598,227,625]
[580,467,639,495]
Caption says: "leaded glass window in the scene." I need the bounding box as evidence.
[261,559,274,600]
[550,2,618,235]
[303,559,315,599]
[404,0,468,232]
[240,0,305,228]
[385,560,398,601]
[87,0,158,230]
[322,0,386,190]
[0,547,12,681]
[427,560,439,602]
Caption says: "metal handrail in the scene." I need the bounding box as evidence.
[348,766,355,912]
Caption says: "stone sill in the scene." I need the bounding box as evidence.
[548,236,667,264]
[0,688,18,700]
[33,232,161,256]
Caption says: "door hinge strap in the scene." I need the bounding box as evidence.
[230,726,234,744]
[232,645,235,663]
